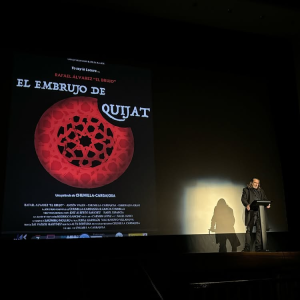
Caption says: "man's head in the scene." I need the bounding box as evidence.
[252,178,260,189]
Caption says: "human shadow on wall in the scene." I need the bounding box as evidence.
[209,198,241,252]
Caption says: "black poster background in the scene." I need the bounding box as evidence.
[2,52,157,236]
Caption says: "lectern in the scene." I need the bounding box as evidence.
[250,200,272,251]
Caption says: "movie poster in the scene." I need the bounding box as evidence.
[2,52,157,239]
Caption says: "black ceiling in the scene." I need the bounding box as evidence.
[67,0,300,37]
[248,0,300,9]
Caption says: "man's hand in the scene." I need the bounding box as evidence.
[247,204,250,211]
[266,204,271,209]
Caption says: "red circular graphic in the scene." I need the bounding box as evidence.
[34,96,134,188]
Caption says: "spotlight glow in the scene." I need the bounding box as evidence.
[183,179,246,234]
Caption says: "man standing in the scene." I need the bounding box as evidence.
[241,178,270,252]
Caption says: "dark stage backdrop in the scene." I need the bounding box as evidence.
[1,3,299,253]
